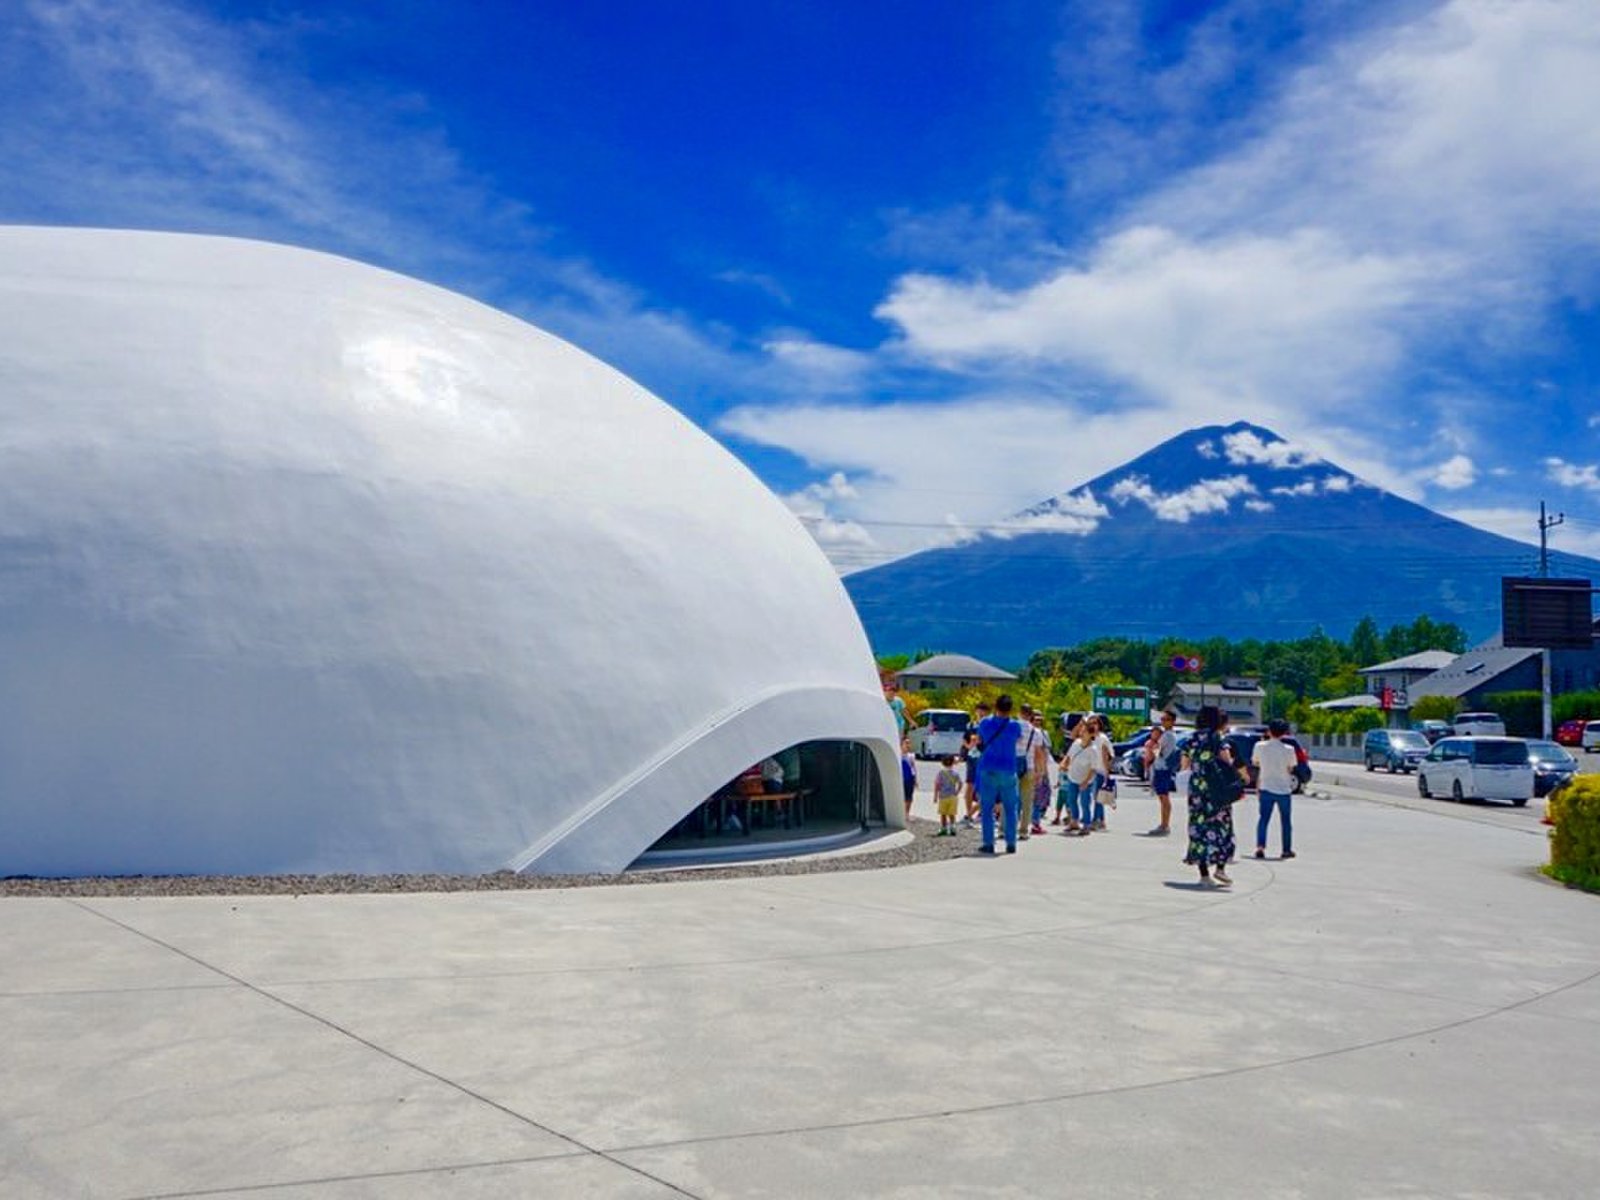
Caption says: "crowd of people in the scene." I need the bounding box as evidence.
[897,691,1299,887]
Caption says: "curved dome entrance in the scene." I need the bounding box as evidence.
[635,740,888,864]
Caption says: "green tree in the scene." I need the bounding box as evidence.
[1349,616,1382,666]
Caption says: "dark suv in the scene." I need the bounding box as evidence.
[1364,728,1430,773]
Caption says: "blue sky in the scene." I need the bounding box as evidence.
[3,0,1598,570]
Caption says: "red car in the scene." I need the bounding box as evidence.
[1556,718,1588,746]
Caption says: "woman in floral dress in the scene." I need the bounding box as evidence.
[1183,705,1240,887]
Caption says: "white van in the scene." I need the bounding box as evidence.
[1582,721,1600,753]
[1417,737,1534,806]
[911,709,971,760]
[1451,712,1506,737]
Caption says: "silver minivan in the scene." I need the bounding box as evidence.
[1417,737,1534,806]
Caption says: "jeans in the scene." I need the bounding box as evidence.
[1256,790,1292,853]
[979,770,1020,850]
[1079,775,1104,826]
[1064,777,1104,826]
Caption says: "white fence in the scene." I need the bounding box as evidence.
[1302,733,1364,763]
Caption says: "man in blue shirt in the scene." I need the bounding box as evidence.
[975,694,1025,854]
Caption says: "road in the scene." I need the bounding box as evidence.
[913,752,1594,840]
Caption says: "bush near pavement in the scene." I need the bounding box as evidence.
[1545,776,1600,894]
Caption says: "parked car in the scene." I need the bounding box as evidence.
[1555,718,1588,747]
[1416,737,1534,806]
[1115,724,1194,780]
[1059,710,1105,736]
[1451,711,1506,737]
[1411,719,1452,743]
[1363,728,1431,774]
[909,708,971,760]
[1525,740,1579,797]
[1583,721,1600,753]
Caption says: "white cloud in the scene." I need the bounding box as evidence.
[1546,457,1600,491]
[1108,473,1257,523]
[1195,439,1218,459]
[1321,475,1355,493]
[988,491,1110,539]
[1221,429,1319,469]
[1270,480,1317,498]
[1443,505,1600,561]
[1431,454,1478,490]
[761,336,873,387]
[877,226,1428,414]
[718,399,1182,568]
[1244,499,1275,513]
[780,472,875,562]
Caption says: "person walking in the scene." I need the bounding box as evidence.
[974,695,1025,854]
[1016,705,1044,841]
[886,684,908,739]
[1251,718,1298,859]
[1061,717,1110,835]
[963,703,991,825]
[900,735,917,820]
[1183,705,1242,887]
[1146,711,1180,836]
[1082,716,1115,832]
[1028,709,1054,836]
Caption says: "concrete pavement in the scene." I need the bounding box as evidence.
[4,775,1599,1198]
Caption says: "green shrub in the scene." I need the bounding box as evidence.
[1554,690,1600,726]
[1410,695,1459,722]
[1546,776,1600,894]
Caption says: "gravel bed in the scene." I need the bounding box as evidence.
[0,818,982,898]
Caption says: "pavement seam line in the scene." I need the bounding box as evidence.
[120,1148,594,1200]
[66,900,705,1200]
[599,958,1600,1157]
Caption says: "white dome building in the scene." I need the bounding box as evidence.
[0,227,900,877]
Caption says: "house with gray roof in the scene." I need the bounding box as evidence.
[896,654,1017,692]
[1357,649,1460,725]
[1407,623,1600,711]
[1167,678,1266,725]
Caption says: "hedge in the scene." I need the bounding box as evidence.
[1482,691,1542,737]
[1545,775,1600,894]
[1553,690,1600,725]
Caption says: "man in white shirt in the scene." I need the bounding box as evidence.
[1251,718,1299,859]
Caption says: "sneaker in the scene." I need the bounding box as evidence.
[1005,845,1017,854]
[1199,875,1219,888]
[1092,820,1106,832]
[978,844,997,855]
[1049,816,1062,825]
[1213,869,1233,886]
[1253,848,1266,859]
[1281,850,1297,859]
[1030,823,1045,835]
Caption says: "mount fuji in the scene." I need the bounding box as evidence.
[842,421,1600,668]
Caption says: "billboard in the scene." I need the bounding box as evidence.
[1501,577,1594,650]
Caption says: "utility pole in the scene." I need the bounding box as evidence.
[1539,501,1564,578]
[1538,502,1565,738]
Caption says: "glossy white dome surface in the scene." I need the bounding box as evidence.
[0,227,899,876]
